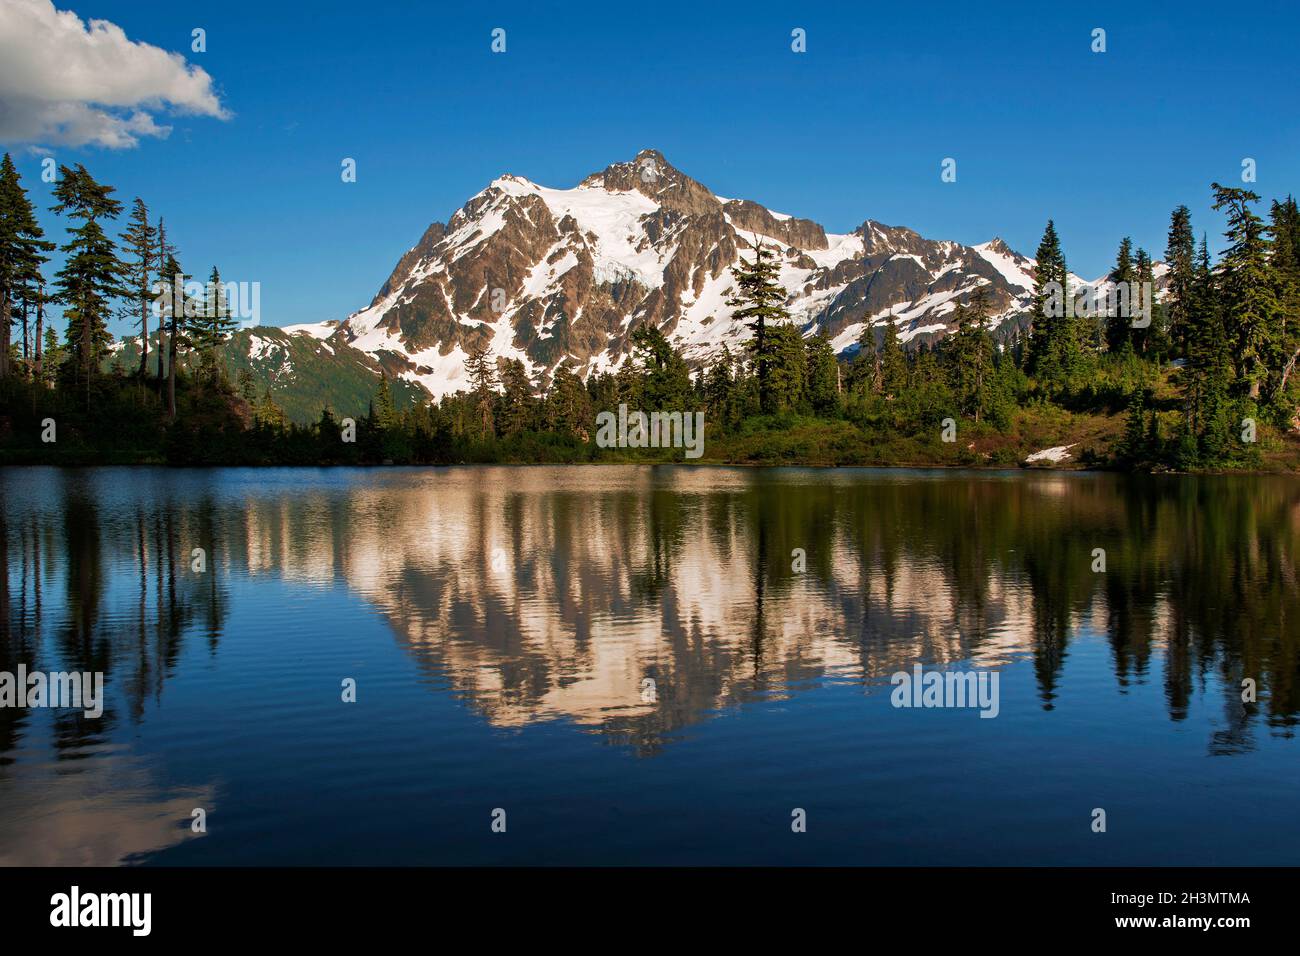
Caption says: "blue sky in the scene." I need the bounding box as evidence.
[4,0,1299,332]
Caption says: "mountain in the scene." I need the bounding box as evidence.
[283,148,1060,400]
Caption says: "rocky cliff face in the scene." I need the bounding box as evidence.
[289,149,1151,400]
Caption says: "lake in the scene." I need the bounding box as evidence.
[1,465,1297,865]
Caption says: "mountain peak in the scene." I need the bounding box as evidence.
[316,151,1049,401]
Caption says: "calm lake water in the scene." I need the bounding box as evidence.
[1,465,1297,866]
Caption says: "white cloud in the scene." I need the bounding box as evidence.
[0,0,229,149]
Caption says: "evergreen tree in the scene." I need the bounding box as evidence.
[236,366,258,404]
[50,164,127,401]
[463,343,498,439]
[1181,235,1233,460]
[499,358,536,435]
[40,324,65,388]
[194,265,239,382]
[804,327,839,414]
[1027,220,1078,387]
[1266,197,1300,414]
[879,317,906,398]
[546,359,590,436]
[373,374,397,429]
[1107,237,1135,353]
[1133,247,1160,356]
[948,288,995,421]
[0,154,54,380]
[1165,205,1196,356]
[119,198,157,379]
[1212,183,1277,399]
[154,217,176,387]
[630,323,691,410]
[704,345,737,426]
[157,247,190,419]
[765,322,807,412]
[727,239,790,413]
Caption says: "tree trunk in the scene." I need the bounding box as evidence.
[138,294,149,379]
[0,288,10,380]
[20,301,29,375]
[167,306,178,419]
[34,287,43,384]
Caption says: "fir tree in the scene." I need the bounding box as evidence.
[1165,205,1196,356]
[499,358,535,435]
[1266,197,1300,413]
[1182,235,1233,460]
[804,327,839,414]
[463,343,497,439]
[727,239,790,413]
[1027,220,1077,387]
[0,154,54,380]
[879,316,906,398]
[40,325,65,388]
[193,265,238,381]
[630,323,691,410]
[766,322,808,412]
[1107,237,1135,353]
[1134,247,1160,356]
[1212,183,1276,399]
[119,198,157,380]
[546,359,590,436]
[49,164,127,401]
[373,374,397,429]
[154,218,176,387]
[948,288,994,421]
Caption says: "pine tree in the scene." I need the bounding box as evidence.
[948,287,994,421]
[499,358,535,434]
[727,239,790,413]
[804,327,839,414]
[879,316,906,398]
[49,164,127,401]
[373,374,397,429]
[1181,235,1233,460]
[1212,183,1277,399]
[630,323,691,410]
[193,265,238,382]
[1266,197,1300,414]
[119,198,157,380]
[1106,237,1135,353]
[766,322,808,412]
[157,247,190,419]
[236,366,258,404]
[546,359,590,436]
[1134,248,1159,356]
[40,325,65,388]
[1165,205,1196,356]
[154,218,176,387]
[463,343,497,439]
[704,345,737,424]
[0,154,54,380]
[1027,220,1077,386]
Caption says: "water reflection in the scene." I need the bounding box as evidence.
[1,466,1298,862]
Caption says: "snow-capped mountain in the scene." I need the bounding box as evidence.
[284,149,1156,400]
